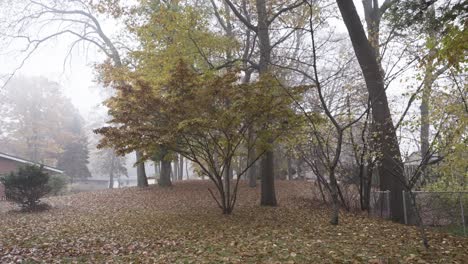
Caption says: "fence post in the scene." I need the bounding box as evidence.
[459,194,466,236]
[403,190,407,225]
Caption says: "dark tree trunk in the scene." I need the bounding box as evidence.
[109,155,115,189]
[136,151,148,187]
[256,0,277,206]
[247,129,257,187]
[359,163,366,210]
[287,155,293,180]
[108,172,114,189]
[260,141,277,206]
[297,158,305,180]
[336,0,406,222]
[224,160,231,213]
[248,163,257,187]
[136,153,148,187]
[329,171,340,225]
[159,159,172,187]
[363,163,374,211]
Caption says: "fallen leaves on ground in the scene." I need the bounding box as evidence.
[0,181,466,263]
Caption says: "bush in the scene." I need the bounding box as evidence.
[47,174,68,196]
[0,165,51,210]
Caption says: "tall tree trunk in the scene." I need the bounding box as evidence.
[287,155,293,180]
[172,160,177,182]
[179,155,184,180]
[329,170,340,225]
[297,158,305,180]
[159,159,172,187]
[362,161,374,211]
[420,6,438,185]
[248,163,257,187]
[260,141,277,206]
[336,0,405,222]
[420,62,432,184]
[237,155,244,180]
[224,159,232,213]
[245,67,256,187]
[136,151,148,187]
[109,155,115,189]
[108,172,114,189]
[136,153,148,187]
[247,128,257,187]
[154,161,159,180]
[75,8,149,190]
[256,0,277,206]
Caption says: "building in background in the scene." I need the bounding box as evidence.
[0,152,63,200]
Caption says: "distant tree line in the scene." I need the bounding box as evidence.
[0,76,91,182]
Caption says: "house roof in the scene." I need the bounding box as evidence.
[0,152,64,174]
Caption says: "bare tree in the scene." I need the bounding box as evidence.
[335,0,407,223]
[280,1,372,224]
[0,0,149,186]
[224,0,306,206]
[210,0,258,187]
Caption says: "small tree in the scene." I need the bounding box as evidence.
[96,61,302,214]
[0,165,51,210]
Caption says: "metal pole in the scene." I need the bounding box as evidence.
[459,194,466,236]
[403,190,408,225]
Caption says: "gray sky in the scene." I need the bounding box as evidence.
[0,5,120,116]
[0,39,103,115]
[0,0,370,117]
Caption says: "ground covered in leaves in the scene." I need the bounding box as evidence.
[0,181,466,263]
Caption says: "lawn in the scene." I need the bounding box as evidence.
[0,181,467,263]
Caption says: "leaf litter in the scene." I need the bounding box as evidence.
[0,181,466,263]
